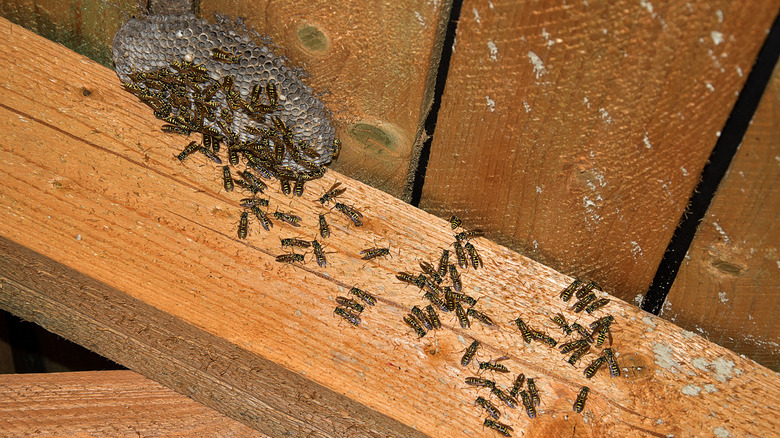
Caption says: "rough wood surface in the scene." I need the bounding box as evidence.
[1,16,779,438]
[419,0,780,303]
[0,370,266,437]
[200,0,452,199]
[662,61,780,371]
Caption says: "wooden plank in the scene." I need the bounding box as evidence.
[0,370,266,437]
[199,0,452,199]
[1,16,779,438]
[661,61,780,371]
[419,0,780,303]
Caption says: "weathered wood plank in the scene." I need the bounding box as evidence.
[662,60,780,371]
[0,370,266,437]
[199,0,453,199]
[0,17,778,438]
[419,0,780,303]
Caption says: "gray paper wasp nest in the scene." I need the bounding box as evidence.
[113,14,339,179]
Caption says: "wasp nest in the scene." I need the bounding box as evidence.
[113,13,339,179]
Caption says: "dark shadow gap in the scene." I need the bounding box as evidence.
[642,10,780,315]
[409,0,464,206]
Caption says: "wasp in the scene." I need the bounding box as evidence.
[273,210,302,227]
[491,386,518,409]
[335,297,364,313]
[456,229,485,242]
[467,309,495,326]
[584,356,606,379]
[250,84,263,105]
[349,287,376,306]
[562,280,585,301]
[590,314,615,331]
[237,211,249,239]
[248,160,275,179]
[280,238,311,249]
[530,331,557,347]
[509,373,525,399]
[423,291,448,312]
[447,289,477,307]
[411,306,433,331]
[334,307,361,326]
[519,390,536,418]
[465,377,494,388]
[455,303,470,328]
[334,202,363,227]
[238,171,267,193]
[595,324,612,348]
[453,240,468,268]
[360,247,390,260]
[403,314,426,338]
[483,419,512,437]
[197,146,222,164]
[479,360,510,373]
[425,305,441,330]
[514,318,533,344]
[276,177,290,195]
[567,344,590,365]
[161,124,190,135]
[239,197,269,208]
[293,175,306,197]
[476,396,501,420]
[275,253,304,264]
[585,298,610,314]
[176,141,200,161]
[266,81,278,107]
[448,215,462,229]
[443,288,457,311]
[572,293,597,313]
[527,378,540,406]
[448,264,462,292]
[464,242,482,269]
[560,339,590,355]
[250,206,273,231]
[396,272,421,287]
[573,386,589,413]
[314,214,330,239]
[461,340,480,367]
[437,250,450,278]
[424,276,443,294]
[576,280,600,299]
[221,166,234,192]
[312,239,327,268]
[211,47,240,64]
[603,348,620,377]
[419,261,442,284]
[570,322,593,342]
[550,313,572,335]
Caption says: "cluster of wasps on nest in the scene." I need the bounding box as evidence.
[122,47,624,438]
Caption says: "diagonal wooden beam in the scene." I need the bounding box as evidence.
[0,17,778,438]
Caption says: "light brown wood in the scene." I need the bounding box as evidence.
[0,17,779,438]
[662,61,780,371]
[0,370,266,437]
[199,0,452,199]
[419,0,780,303]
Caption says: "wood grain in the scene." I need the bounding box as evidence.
[1,16,779,438]
[661,61,780,371]
[0,370,266,437]
[419,0,780,303]
[199,0,452,199]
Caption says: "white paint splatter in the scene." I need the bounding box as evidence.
[536,186,542,194]
[718,292,729,303]
[681,385,702,396]
[706,81,715,92]
[487,41,498,61]
[642,315,657,330]
[532,240,539,249]
[527,51,547,78]
[485,96,495,112]
[523,100,531,113]
[713,222,730,243]
[711,31,724,46]
[17,115,28,123]
[681,167,688,176]
[712,357,737,382]
[76,234,82,241]
[541,28,555,46]
[640,0,655,16]
[736,66,743,77]
[452,36,457,52]
[472,7,481,24]
[583,97,590,108]
[777,260,780,269]
[714,427,731,437]
[630,241,643,259]
[653,343,682,372]
[681,330,694,339]
[716,10,723,23]
[583,197,597,209]
[643,132,652,149]
[716,130,721,137]
[488,1,494,9]
[634,294,644,306]
[599,108,612,124]
[704,384,718,393]
[414,11,425,27]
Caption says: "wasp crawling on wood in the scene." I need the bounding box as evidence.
[419,261,443,284]
[465,376,495,388]
[273,210,302,227]
[335,297,364,313]
[448,263,462,292]
[560,279,582,302]
[349,287,376,306]
[483,418,513,437]
[425,305,441,330]
[550,313,572,335]
[317,214,331,239]
[530,330,557,347]
[403,314,426,338]
[455,303,470,328]
[424,291,449,312]
[447,215,462,230]
[334,202,363,227]
[222,166,234,192]
[519,390,536,418]
[250,206,273,231]
[509,373,525,398]
[360,247,390,261]
[603,348,620,377]
[573,386,589,413]
[492,386,518,409]
[584,356,606,379]
[527,378,540,406]
[456,229,484,242]
[479,360,510,373]
[514,318,533,344]
[318,182,347,204]
[453,240,468,269]
[560,339,590,355]
[238,170,268,193]
[570,322,593,342]
[464,242,482,269]
[176,141,200,161]
[312,239,327,268]
[334,307,361,326]
[476,396,501,420]
[461,340,480,367]
[437,249,450,278]
[585,298,610,314]
[240,197,269,208]
[275,253,304,264]
[467,308,495,326]
[411,306,433,331]
[572,293,597,313]
[237,211,249,239]
[197,146,222,164]
[576,280,601,299]
[567,344,590,366]
[280,237,311,249]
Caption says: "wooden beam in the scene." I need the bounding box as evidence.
[199,0,453,199]
[0,370,266,437]
[662,57,780,371]
[0,16,778,438]
[419,0,780,303]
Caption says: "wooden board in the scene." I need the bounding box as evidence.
[1,17,779,438]
[418,0,780,303]
[0,370,266,437]
[661,61,780,371]
[199,0,452,199]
